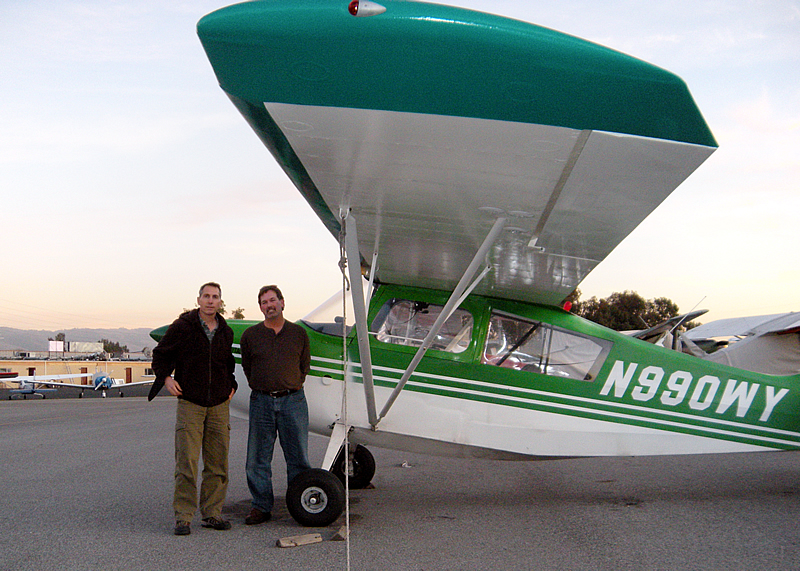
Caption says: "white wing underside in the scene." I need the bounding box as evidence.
[268,103,714,305]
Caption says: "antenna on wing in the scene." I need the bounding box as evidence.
[669,296,706,335]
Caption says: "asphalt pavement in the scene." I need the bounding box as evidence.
[1,396,799,570]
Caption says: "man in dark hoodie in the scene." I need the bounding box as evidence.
[149,282,237,536]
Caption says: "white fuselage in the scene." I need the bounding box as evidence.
[231,359,770,462]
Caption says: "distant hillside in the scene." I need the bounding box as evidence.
[0,327,156,352]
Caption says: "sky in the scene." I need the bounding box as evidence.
[1,0,798,333]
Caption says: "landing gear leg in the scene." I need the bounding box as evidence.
[320,422,349,471]
[332,444,375,489]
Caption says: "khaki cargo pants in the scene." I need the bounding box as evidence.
[173,398,231,521]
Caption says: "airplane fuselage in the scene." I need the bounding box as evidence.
[226,284,800,459]
[9,387,56,399]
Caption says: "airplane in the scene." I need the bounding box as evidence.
[156,0,800,527]
[683,312,800,376]
[7,373,93,399]
[7,371,154,399]
[628,309,709,348]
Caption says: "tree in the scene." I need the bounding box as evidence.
[48,332,66,342]
[231,307,245,319]
[571,290,679,331]
[643,297,680,327]
[100,338,128,357]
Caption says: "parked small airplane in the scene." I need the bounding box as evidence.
[7,373,93,399]
[165,0,800,526]
[684,312,800,376]
[629,309,709,348]
[8,372,153,399]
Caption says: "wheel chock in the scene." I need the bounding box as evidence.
[330,525,349,541]
[276,533,323,548]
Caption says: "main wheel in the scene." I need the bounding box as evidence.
[332,444,376,489]
[286,468,345,527]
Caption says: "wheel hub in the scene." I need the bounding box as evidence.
[300,486,328,514]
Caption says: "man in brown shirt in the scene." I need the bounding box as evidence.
[240,285,311,525]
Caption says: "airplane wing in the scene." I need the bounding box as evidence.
[631,309,709,342]
[12,373,153,390]
[100,380,155,389]
[12,373,94,388]
[685,312,800,340]
[198,1,716,306]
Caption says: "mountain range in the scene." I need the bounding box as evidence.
[0,327,156,352]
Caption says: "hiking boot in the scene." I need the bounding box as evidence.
[174,520,191,536]
[201,516,232,530]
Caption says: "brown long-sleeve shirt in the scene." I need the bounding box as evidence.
[240,320,310,392]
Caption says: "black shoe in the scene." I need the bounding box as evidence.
[201,516,232,530]
[174,521,191,536]
[245,508,271,525]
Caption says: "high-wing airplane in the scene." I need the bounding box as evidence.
[7,372,153,399]
[7,373,93,399]
[684,312,800,376]
[629,309,709,348]
[167,0,799,526]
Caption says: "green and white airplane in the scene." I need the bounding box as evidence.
[163,0,799,526]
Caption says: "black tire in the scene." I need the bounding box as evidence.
[332,444,376,489]
[286,469,345,527]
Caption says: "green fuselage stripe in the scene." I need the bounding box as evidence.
[309,356,800,449]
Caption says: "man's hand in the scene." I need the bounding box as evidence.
[164,375,182,397]
[229,388,235,400]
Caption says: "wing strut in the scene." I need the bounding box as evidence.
[365,248,379,304]
[529,129,590,248]
[341,211,379,427]
[375,216,508,426]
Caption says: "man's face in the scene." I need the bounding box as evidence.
[197,286,222,317]
[259,290,285,320]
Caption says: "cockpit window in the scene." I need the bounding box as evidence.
[371,299,473,354]
[483,311,611,381]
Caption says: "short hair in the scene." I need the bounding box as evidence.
[258,284,283,302]
[199,282,222,297]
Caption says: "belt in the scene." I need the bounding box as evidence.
[255,388,298,398]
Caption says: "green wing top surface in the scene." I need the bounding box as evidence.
[198,0,716,306]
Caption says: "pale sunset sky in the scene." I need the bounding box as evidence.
[1,0,798,331]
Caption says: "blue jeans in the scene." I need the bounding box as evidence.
[246,389,311,513]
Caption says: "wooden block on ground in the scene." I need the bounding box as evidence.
[331,525,348,541]
[276,533,323,548]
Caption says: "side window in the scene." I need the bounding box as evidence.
[483,312,611,381]
[371,299,473,354]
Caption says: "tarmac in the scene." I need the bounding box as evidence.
[1,395,799,570]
